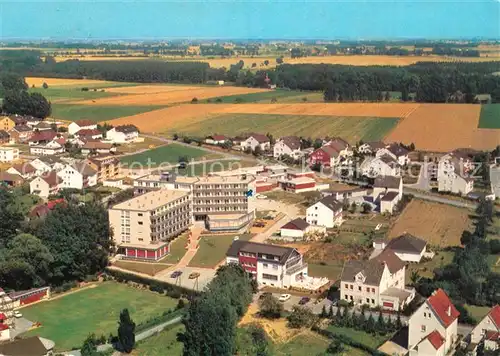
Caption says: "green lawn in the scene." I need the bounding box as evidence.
[465,304,491,322]
[406,250,455,279]
[275,333,330,355]
[120,143,209,167]
[201,90,323,104]
[133,323,184,356]
[307,262,344,281]
[112,260,171,276]
[188,234,253,268]
[29,87,119,102]
[51,103,165,122]
[325,325,387,350]
[163,113,400,143]
[21,282,177,351]
[161,233,189,264]
[479,104,500,129]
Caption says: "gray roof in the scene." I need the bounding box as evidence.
[379,154,398,165]
[318,195,343,212]
[280,136,301,150]
[226,240,295,264]
[281,218,309,231]
[387,233,427,254]
[0,336,51,356]
[381,191,399,201]
[341,250,405,285]
[115,125,138,133]
[374,176,401,189]
[72,162,97,177]
[386,143,409,157]
[365,141,386,150]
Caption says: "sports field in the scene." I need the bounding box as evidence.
[479,104,500,129]
[388,199,472,247]
[21,282,177,351]
[51,103,166,122]
[120,143,210,167]
[164,113,399,143]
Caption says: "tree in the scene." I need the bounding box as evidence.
[258,294,283,319]
[0,188,23,247]
[365,313,376,334]
[320,304,327,318]
[253,145,262,156]
[410,271,421,286]
[376,310,386,334]
[326,340,344,354]
[361,202,372,214]
[117,309,136,353]
[401,87,409,102]
[329,305,335,319]
[384,91,391,101]
[191,97,198,103]
[0,73,28,94]
[395,313,403,329]
[276,57,284,64]
[42,82,49,89]
[3,90,52,118]
[287,306,316,328]
[81,333,98,356]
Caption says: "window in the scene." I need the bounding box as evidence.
[138,221,143,225]
[421,325,426,332]
[371,299,375,304]
[272,264,278,270]
[262,273,278,281]
[263,263,268,269]
[345,284,349,289]
[371,288,375,293]
[366,298,370,303]
[350,285,353,290]
[358,286,361,291]
[366,287,370,292]
[350,296,353,301]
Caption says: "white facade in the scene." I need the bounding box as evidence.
[106,127,139,143]
[438,155,474,195]
[306,201,343,228]
[468,306,499,351]
[0,147,19,162]
[68,122,97,135]
[273,140,302,159]
[57,165,98,190]
[29,177,53,198]
[240,136,270,151]
[377,147,410,166]
[30,158,65,174]
[29,141,65,156]
[361,156,400,178]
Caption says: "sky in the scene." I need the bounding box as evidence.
[0,0,499,40]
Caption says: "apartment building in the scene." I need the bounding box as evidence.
[226,240,308,289]
[0,147,19,162]
[86,155,121,182]
[340,249,415,311]
[438,151,474,195]
[109,189,191,261]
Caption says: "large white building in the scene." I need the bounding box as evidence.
[373,175,403,214]
[360,155,400,178]
[0,147,19,162]
[438,151,474,195]
[340,249,415,311]
[29,171,62,199]
[106,125,139,143]
[376,143,410,166]
[68,120,98,135]
[57,162,98,190]
[373,234,428,263]
[306,196,343,228]
[240,133,271,152]
[273,136,302,159]
[408,289,460,356]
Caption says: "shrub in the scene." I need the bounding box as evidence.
[42,82,48,89]
[176,299,186,310]
[191,97,198,103]
[81,87,89,91]
[258,294,283,319]
[287,306,316,328]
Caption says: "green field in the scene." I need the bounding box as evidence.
[164,113,399,143]
[51,103,166,122]
[188,234,253,268]
[30,87,119,102]
[479,104,500,128]
[201,90,323,104]
[307,262,344,281]
[120,143,209,167]
[21,282,177,351]
[325,325,387,350]
[134,323,184,355]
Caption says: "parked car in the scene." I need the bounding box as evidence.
[256,194,268,200]
[299,296,310,305]
[170,270,183,278]
[189,272,200,279]
[259,292,272,300]
[14,311,22,318]
[253,221,265,228]
[278,294,291,302]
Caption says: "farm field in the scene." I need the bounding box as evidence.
[21,282,177,351]
[162,113,399,143]
[388,199,472,247]
[120,143,210,167]
[406,250,455,279]
[25,76,126,88]
[74,86,270,106]
[200,90,324,104]
[51,103,165,122]
[29,87,119,103]
[188,233,253,268]
[386,103,500,152]
[479,104,500,129]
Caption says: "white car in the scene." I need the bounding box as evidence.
[278,294,291,302]
[13,311,22,318]
[256,194,268,200]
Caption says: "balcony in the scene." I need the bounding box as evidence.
[286,262,307,275]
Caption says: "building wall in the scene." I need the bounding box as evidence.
[256,259,284,288]
[309,149,332,166]
[470,315,498,344]
[30,178,50,198]
[0,148,19,162]
[280,228,304,238]
[58,167,84,190]
[0,117,15,132]
[306,202,342,228]
[192,180,249,219]
[393,249,425,263]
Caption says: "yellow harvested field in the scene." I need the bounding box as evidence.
[25,77,115,88]
[388,199,471,247]
[74,86,269,106]
[53,56,146,62]
[386,104,500,152]
[103,85,202,94]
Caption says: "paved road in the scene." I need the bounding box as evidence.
[65,315,183,356]
[403,187,477,209]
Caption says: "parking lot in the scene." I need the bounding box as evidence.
[255,291,333,314]
[156,266,217,291]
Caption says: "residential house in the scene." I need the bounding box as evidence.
[438,151,474,195]
[8,125,33,143]
[226,240,309,289]
[106,125,139,143]
[0,130,10,144]
[58,162,98,190]
[30,199,65,219]
[68,120,98,135]
[376,143,410,166]
[372,176,403,214]
[86,155,121,182]
[358,141,386,155]
[29,140,65,156]
[30,156,65,174]
[360,154,400,178]
[81,141,115,155]
[309,138,352,167]
[321,187,370,203]
[280,218,327,239]
[0,172,24,187]
[306,196,343,228]
[373,233,428,263]
[0,336,55,356]
[0,147,19,162]
[474,94,492,104]
[9,115,28,126]
[24,116,43,128]
[74,128,103,140]
[240,133,271,152]
[408,289,460,356]
[7,163,37,179]
[205,135,229,145]
[273,136,302,159]
[340,249,415,311]
[0,115,15,132]
[34,121,54,132]
[28,130,58,146]
[467,305,499,353]
[30,171,62,198]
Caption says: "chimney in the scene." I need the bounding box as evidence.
[446,306,451,317]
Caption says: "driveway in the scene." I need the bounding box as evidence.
[10,317,33,338]
[155,266,216,292]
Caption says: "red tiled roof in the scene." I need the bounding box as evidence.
[42,171,63,188]
[485,330,500,342]
[75,120,96,127]
[0,313,6,320]
[76,129,101,137]
[424,330,445,350]
[281,218,309,231]
[488,305,500,328]
[10,163,36,175]
[29,130,57,142]
[47,198,65,210]
[427,289,460,327]
[0,323,8,331]
[210,135,227,141]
